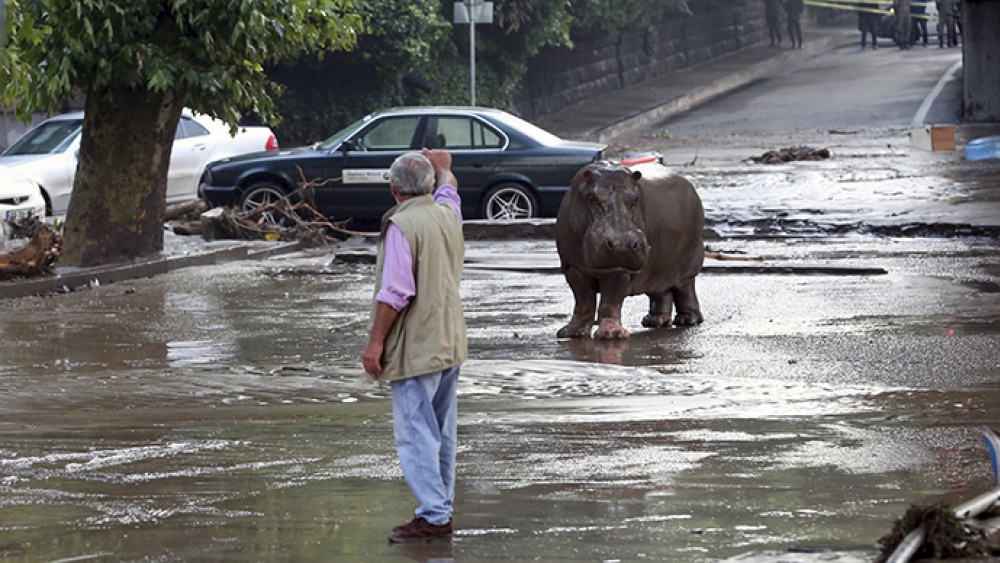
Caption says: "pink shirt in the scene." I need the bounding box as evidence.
[376,184,462,311]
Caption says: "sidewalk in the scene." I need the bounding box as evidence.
[535,25,858,143]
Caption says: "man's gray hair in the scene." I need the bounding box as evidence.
[389,153,436,196]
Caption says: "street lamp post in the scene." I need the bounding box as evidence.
[1,0,6,51]
[453,1,493,107]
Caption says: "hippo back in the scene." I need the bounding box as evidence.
[628,162,704,295]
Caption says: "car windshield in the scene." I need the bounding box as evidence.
[317,116,370,150]
[3,119,83,155]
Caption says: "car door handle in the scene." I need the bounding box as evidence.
[192,144,207,151]
[471,163,484,168]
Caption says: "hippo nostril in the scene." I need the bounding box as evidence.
[606,240,616,250]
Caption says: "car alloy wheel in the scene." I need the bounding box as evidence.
[484,183,536,221]
[241,182,293,226]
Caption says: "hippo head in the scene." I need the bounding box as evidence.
[570,163,650,274]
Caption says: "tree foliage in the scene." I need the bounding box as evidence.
[267,0,451,145]
[1,0,363,127]
[0,0,363,267]
[268,0,753,146]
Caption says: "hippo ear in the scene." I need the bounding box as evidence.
[573,168,594,190]
[631,170,642,183]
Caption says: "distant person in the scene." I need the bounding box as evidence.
[953,1,962,44]
[784,0,804,49]
[765,0,783,47]
[857,1,880,50]
[936,0,957,47]
[910,0,928,46]
[893,0,912,49]
[363,148,466,543]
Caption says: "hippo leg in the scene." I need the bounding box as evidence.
[594,274,631,339]
[672,277,703,326]
[557,267,598,338]
[641,293,674,328]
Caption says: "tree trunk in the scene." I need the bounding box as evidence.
[60,87,184,267]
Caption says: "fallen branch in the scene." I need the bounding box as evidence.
[704,251,765,262]
[748,146,831,164]
[199,167,377,246]
[165,199,209,222]
[0,218,63,281]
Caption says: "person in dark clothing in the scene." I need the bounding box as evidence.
[953,1,962,44]
[893,0,912,49]
[857,0,880,50]
[910,0,928,46]
[936,0,958,47]
[765,0,783,47]
[784,0,804,49]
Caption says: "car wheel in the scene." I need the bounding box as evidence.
[482,183,537,221]
[240,182,292,225]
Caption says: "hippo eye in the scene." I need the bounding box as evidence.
[586,193,602,211]
[621,189,640,208]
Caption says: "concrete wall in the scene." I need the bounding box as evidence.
[962,1,1000,123]
[0,114,44,153]
[514,5,768,121]
[0,97,86,153]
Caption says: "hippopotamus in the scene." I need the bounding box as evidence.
[555,161,704,339]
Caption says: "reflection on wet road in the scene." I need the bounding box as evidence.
[2,233,1000,561]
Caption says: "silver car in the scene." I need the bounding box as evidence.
[1,110,279,216]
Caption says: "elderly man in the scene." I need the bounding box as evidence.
[363,148,467,543]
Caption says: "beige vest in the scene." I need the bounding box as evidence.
[370,194,467,381]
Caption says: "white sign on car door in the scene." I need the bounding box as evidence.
[342,169,391,184]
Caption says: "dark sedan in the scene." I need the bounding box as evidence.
[199,106,606,226]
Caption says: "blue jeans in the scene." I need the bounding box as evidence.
[391,365,459,526]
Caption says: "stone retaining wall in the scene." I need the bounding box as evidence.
[514,5,768,121]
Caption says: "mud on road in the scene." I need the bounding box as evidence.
[2,125,1000,562]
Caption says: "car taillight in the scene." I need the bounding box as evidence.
[265,134,279,151]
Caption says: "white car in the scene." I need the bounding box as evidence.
[0,165,47,249]
[0,165,47,223]
[0,110,279,216]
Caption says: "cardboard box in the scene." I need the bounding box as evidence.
[910,125,956,151]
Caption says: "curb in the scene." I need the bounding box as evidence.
[0,241,302,299]
[463,219,556,240]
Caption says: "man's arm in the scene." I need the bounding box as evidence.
[363,223,415,379]
[363,302,399,379]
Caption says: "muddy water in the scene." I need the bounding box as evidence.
[2,236,1000,562]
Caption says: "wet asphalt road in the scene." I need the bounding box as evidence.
[3,177,1000,563]
[3,31,1000,563]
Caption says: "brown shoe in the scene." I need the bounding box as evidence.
[387,517,453,543]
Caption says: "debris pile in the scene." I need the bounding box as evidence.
[0,217,62,281]
[877,427,1000,562]
[175,172,375,246]
[748,146,831,164]
[876,502,997,562]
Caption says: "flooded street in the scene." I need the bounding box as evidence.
[3,223,1000,562]
[3,45,1000,560]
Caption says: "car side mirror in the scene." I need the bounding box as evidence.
[340,140,355,152]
